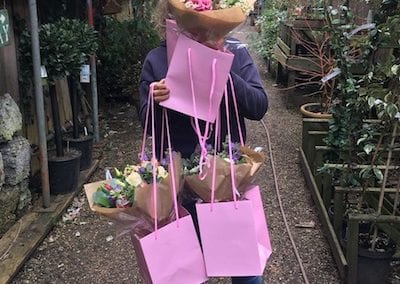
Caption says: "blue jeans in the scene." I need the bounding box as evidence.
[182,201,263,284]
[232,276,263,284]
[231,276,263,284]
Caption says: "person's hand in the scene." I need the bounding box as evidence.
[152,79,170,103]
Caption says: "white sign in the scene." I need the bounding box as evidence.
[80,65,90,83]
[41,66,48,78]
[321,68,341,83]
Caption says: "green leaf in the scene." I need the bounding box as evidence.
[357,137,367,145]
[93,190,111,208]
[373,168,383,181]
[363,144,374,155]
[368,97,376,108]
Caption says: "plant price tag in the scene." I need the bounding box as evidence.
[40,66,48,78]
[80,65,90,83]
[321,68,341,83]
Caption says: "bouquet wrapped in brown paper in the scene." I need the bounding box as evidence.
[168,0,255,42]
[84,152,182,226]
[183,142,264,202]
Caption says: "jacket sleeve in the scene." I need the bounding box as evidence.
[230,47,268,120]
[139,54,163,135]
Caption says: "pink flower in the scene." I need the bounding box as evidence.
[184,0,212,11]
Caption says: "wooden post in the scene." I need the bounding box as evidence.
[347,216,359,284]
[0,0,20,101]
[322,173,332,211]
[333,190,345,239]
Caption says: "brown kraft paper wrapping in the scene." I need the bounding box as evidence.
[168,0,246,42]
[185,146,265,202]
[84,153,182,222]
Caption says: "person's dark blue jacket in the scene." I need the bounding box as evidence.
[139,39,268,158]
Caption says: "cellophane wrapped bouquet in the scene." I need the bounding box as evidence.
[84,152,182,233]
[183,140,264,202]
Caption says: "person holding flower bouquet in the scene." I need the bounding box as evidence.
[139,0,268,283]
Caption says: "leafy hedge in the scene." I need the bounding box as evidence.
[96,17,160,100]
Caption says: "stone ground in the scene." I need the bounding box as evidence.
[11,23,341,283]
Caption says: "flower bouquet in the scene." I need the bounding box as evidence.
[183,141,264,202]
[84,152,182,222]
[168,0,255,42]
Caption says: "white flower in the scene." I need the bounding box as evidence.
[374,99,384,105]
[126,172,143,187]
[157,166,168,179]
[189,165,200,174]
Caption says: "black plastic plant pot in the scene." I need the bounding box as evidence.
[357,246,394,284]
[48,149,82,194]
[63,133,94,170]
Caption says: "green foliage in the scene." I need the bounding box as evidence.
[96,16,159,99]
[17,18,97,124]
[19,18,98,83]
[253,7,286,59]
[323,1,400,191]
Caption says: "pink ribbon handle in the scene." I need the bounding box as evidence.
[228,74,244,147]
[187,47,218,179]
[223,85,239,208]
[163,109,180,226]
[142,83,181,238]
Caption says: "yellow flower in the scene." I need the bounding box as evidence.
[126,171,143,187]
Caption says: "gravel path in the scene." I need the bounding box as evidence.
[12,23,340,284]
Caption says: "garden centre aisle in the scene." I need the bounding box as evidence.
[12,23,340,283]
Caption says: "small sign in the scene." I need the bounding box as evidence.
[0,9,10,47]
[80,65,90,83]
[321,68,341,83]
[41,66,48,78]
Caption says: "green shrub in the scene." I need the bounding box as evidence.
[253,7,286,59]
[96,17,160,100]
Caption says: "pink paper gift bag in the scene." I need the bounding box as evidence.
[166,19,179,65]
[131,207,208,284]
[195,185,272,277]
[161,33,234,123]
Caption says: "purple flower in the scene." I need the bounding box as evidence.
[108,196,116,207]
[139,167,146,174]
[160,158,168,167]
[138,152,149,161]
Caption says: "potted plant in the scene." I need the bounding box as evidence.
[19,18,97,194]
[272,1,337,116]
[39,18,93,194]
[59,19,98,171]
[322,2,399,282]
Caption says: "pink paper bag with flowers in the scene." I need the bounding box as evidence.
[130,88,207,284]
[161,33,234,123]
[196,185,272,276]
[131,206,208,284]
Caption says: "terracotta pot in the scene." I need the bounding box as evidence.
[300,102,332,119]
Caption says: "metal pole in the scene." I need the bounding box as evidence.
[28,0,50,208]
[87,0,99,142]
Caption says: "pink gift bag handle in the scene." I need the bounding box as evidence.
[210,75,245,208]
[141,83,180,238]
[187,48,218,179]
[163,108,180,227]
[228,74,244,147]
